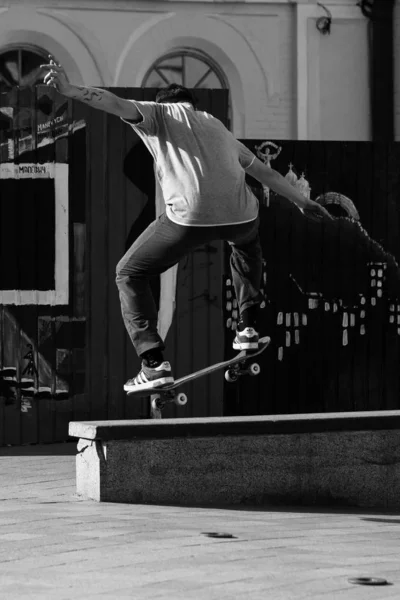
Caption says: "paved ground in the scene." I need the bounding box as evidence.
[0,442,399,599]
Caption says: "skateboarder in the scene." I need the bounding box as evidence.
[42,58,331,392]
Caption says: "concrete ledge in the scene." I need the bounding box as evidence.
[69,411,400,509]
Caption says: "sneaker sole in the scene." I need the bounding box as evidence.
[124,376,174,392]
[233,341,259,351]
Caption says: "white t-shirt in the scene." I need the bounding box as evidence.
[121,100,259,227]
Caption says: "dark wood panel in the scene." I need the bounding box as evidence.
[224,140,400,416]
[371,0,395,141]
[72,101,92,423]
[106,113,129,420]
[0,399,4,446]
[0,87,91,444]
[0,86,229,443]
[87,110,108,421]
[103,88,228,419]
[161,253,193,419]
[207,240,225,417]
[3,310,21,444]
[36,400,54,444]
[115,88,151,419]
[191,245,212,417]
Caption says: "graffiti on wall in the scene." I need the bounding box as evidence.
[224,140,400,413]
[0,87,86,409]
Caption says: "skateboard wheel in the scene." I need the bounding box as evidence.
[225,369,238,383]
[174,393,187,406]
[249,363,261,376]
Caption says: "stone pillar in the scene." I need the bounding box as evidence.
[369,0,395,140]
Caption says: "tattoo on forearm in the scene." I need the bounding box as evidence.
[68,85,119,114]
[73,86,108,104]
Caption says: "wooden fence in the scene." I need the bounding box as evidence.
[223,141,400,416]
[1,86,399,445]
[0,86,228,445]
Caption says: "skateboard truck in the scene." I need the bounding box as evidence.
[150,389,188,418]
[225,360,261,382]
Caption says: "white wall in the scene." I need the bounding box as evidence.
[308,17,370,140]
[0,0,371,141]
[394,0,400,141]
[298,1,370,141]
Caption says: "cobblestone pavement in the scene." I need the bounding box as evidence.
[0,442,398,599]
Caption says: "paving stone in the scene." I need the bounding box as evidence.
[0,442,398,599]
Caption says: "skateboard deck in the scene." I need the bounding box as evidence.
[127,336,270,419]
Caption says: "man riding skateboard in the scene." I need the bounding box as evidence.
[42,58,331,393]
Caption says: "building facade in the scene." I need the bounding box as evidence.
[0,0,395,141]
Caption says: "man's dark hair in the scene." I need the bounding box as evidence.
[155,84,198,107]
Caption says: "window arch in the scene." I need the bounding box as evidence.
[142,48,231,128]
[142,48,228,90]
[0,45,49,89]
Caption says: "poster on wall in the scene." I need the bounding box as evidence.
[0,87,86,411]
[0,86,85,162]
[0,162,68,306]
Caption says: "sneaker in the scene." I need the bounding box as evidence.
[124,361,174,392]
[233,327,259,351]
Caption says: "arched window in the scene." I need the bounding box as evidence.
[0,46,48,89]
[142,48,231,127]
[142,48,227,90]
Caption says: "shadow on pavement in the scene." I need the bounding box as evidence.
[0,441,77,456]
[361,517,400,524]
[216,504,400,517]
[140,502,400,518]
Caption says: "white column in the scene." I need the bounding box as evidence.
[296,1,370,141]
[394,0,400,140]
[296,3,310,140]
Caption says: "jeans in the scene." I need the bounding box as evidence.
[115,212,263,357]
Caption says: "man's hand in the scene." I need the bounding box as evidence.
[301,199,334,222]
[40,56,141,119]
[41,57,71,96]
[246,159,334,221]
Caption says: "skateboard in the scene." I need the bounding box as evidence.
[127,336,270,419]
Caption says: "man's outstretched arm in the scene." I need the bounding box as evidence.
[41,58,141,121]
[246,157,332,219]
